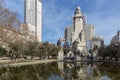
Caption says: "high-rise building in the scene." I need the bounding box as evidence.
[84,24,95,41]
[84,24,95,51]
[24,0,42,42]
[91,36,104,50]
[110,30,120,45]
[64,26,73,42]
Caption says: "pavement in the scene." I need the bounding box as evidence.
[0,57,58,67]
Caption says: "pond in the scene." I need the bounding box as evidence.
[0,61,120,80]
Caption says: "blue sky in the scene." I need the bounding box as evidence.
[4,0,120,45]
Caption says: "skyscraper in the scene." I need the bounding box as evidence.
[91,36,104,50]
[84,24,95,41]
[111,30,120,45]
[24,0,42,42]
[84,24,95,51]
[64,26,73,42]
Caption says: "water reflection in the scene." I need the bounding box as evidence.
[63,62,99,80]
[0,62,119,80]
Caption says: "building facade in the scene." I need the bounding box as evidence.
[64,26,72,42]
[91,36,104,50]
[110,31,120,45]
[84,24,95,51]
[84,24,95,41]
[24,0,42,42]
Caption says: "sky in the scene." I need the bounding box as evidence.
[4,0,120,45]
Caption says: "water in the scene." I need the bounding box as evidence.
[0,61,120,80]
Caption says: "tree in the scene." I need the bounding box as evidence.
[0,46,7,57]
[0,1,20,29]
[0,0,21,44]
[98,45,118,60]
[9,40,25,58]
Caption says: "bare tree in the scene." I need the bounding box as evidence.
[0,0,21,44]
